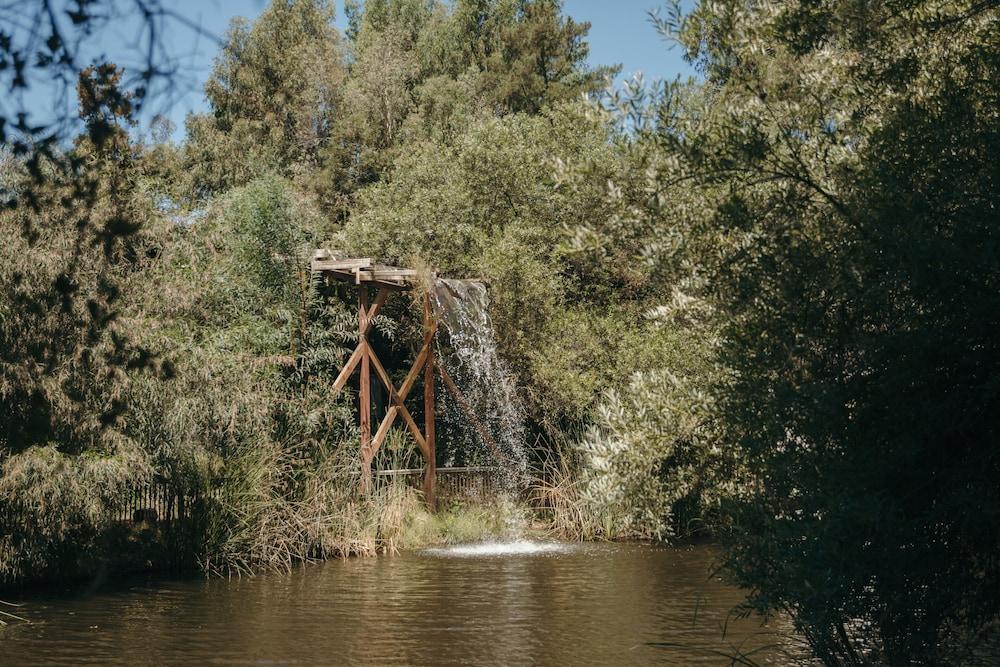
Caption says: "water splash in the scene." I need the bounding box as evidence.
[432,279,527,488]
[424,540,570,557]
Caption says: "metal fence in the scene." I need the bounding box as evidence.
[104,468,502,525]
[110,482,212,524]
[374,466,506,502]
[0,480,211,588]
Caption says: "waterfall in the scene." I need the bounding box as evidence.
[432,279,527,488]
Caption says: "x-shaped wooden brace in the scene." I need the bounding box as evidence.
[329,287,388,397]
[363,320,436,465]
[329,286,438,495]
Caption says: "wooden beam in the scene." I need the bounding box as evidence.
[311,258,372,272]
[423,293,437,508]
[438,365,508,464]
[364,404,399,464]
[367,346,429,460]
[311,251,422,289]
[313,259,443,499]
[331,343,364,397]
[399,322,438,399]
[318,268,411,290]
[367,279,410,291]
[364,287,389,334]
[369,268,419,281]
[358,320,438,470]
[356,270,406,287]
[322,268,359,283]
[359,288,372,491]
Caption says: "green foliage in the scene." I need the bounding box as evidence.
[20,6,1000,665]
[348,0,613,116]
[0,67,164,453]
[117,173,376,574]
[185,0,612,212]
[184,0,346,196]
[451,0,614,114]
[343,105,659,424]
[621,0,1000,662]
[223,177,311,319]
[3,0,635,589]
[550,302,734,541]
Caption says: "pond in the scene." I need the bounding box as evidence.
[1,541,804,665]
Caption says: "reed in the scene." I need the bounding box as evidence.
[528,442,607,541]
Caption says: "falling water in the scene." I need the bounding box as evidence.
[432,278,527,488]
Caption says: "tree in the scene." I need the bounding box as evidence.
[455,0,615,114]
[0,1,218,151]
[320,0,615,202]
[0,65,172,582]
[640,0,1000,661]
[0,3,218,469]
[1,64,165,455]
[183,0,347,197]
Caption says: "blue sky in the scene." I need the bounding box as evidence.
[22,0,694,141]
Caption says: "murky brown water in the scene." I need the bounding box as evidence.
[0,541,804,665]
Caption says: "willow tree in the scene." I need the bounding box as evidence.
[637,0,1000,662]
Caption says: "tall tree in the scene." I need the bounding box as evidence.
[322,0,615,200]
[454,0,614,114]
[639,0,1000,662]
[184,0,347,196]
[1,64,164,456]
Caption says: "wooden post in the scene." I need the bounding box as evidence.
[423,293,437,508]
[359,287,372,492]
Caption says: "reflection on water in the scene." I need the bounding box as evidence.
[1,542,804,666]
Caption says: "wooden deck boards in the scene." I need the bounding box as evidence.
[311,250,429,289]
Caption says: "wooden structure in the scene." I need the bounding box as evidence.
[312,250,440,505]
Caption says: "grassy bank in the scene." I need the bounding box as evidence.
[0,469,529,593]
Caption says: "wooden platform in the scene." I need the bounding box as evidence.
[311,249,432,290]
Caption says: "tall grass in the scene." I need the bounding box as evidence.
[529,442,615,541]
[198,417,526,576]
[0,446,149,584]
[202,433,430,576]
